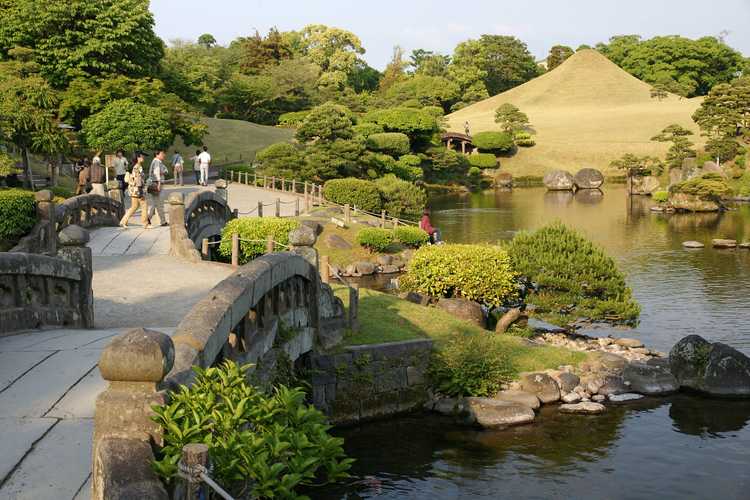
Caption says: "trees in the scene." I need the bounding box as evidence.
[197,34,217,49]
[651,124,695,169]
[255,142,303,178]
[472,131,514,153]
[0,0,164,88]
[547,45,574,70]
[81,99,173,152]
[160,40,227,115]
[295,102,354,143]
[379,46,408,91]
[299,24,365,89]
[382,74,460,112]
[494,103,531,134]
[237,28,293,74]
[361,107,439,145]
[692,76,750,161]
[610,153,664,177]
[597,35,745,97]
[409,49,450,77]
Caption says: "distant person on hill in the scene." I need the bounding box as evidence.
[113,149,129,194]
[145,150,168,229]
[420,209,441,244]
[198,146,211,186]
[75,159,90,195]
[464,121,470,136]
[171,150,184,186]
[189,149,201,185]
[119,152,147,227]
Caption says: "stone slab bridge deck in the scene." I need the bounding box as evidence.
[0,181,300,499]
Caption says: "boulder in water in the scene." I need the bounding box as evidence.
[669,335,750,398]
[627,175,661,195]
[574,168,605,189]
[496,172,513,188]
[464,397,535,428]
[712,239,737,248]
[622,362,678,395]
[559,402,606,414]
[520,372,561,403]
[494,390,540,410]
[682,241,705,248]
[543,170,575,191]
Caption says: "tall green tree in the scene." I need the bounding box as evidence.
[692,76,750,161]
[547,45,574,70]
[237,28,293,75]
[81,99,173,152]
[295,102,354,143]
[0,0,164,88]
[383,75,460,112]
[197,33,217,49]
[409,49,450,77]
[651,124,696,169]
[299,24,365,89]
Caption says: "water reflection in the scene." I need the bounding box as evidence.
[543,190,574,207]
[574,189,604,205]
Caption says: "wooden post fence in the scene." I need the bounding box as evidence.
[295,198,300,216]
[178,443,209,500]
[320,255,330,284]
[275,198,280,217]
[349,283,360,332]
[201,238,209,259]
[381,210,386,228]
[271,176,276,191]
[344,204,351,224]
[266,234,274,254]
[231,233,239,268]
[257,201,263,217]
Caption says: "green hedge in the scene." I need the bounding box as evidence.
[400,244,517,306]
[514,131,536,147]
[219,218,299,264]
[277,110,311,128]
[366,132,410,156]
[468,153,497,168]
[374,174,426,220]
[473,131,514,152]
[394,226,429,248]
[361,107,439,142]
[0,189,36,241]
[323,178,382,212]
[356,227,393,252]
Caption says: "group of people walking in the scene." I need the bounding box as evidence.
[73,146,213,229]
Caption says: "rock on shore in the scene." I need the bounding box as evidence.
[669,335,750,398]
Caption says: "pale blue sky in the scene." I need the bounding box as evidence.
[151,0,750,69]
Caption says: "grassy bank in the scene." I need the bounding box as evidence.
[333,286,586,377]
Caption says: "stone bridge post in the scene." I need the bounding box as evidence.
[57,225,94,328]
[215,179,228,204]
[168,193,202,263]
[36,190,57,256]
[92,328,172,500]
[289,225,319,270]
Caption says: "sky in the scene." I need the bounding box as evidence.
[151,0,750,69]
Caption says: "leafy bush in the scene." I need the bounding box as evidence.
[255,142,303,177]
[430,332,515,397]
[400,244,517,306]
[219,218,299,264]
[0,151,18,177]
[395,154,424,181]
[468,153,497,169]
[82,98,174,151]
[0,189,36,241]
[652,190,669,203]
[366,132,410,156]
[468,166,481,179]
[669,172,733,201]
[374,174,426,220]
[472,131,514,153]
[428,149,470,173]
[394,226,429,248]
[514,131,536,147]
[323,178,381,212]
[507,223,639,323]
[356,227,393,252]
[352,122,384,138]
[151,361,352,498]
[361,107,439,143]
[277,110,311,128]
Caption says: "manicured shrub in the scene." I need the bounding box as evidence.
[152,361,352,498]
[421,105,444,118]
[219,217,299,264]
[400,244,517,306]
[395,154,424,181]
[366,132,410,156]
[428,149,470,172]
[0,189,36,241]
[323,178,381,212]
[472,131,514,153]
[352,122,384,138]
[468,153,498,169]
[361,107,439,142]
[356,227,394,252]
[430,332,515,397]
[394,226,429,248]
[255,142,303,178]
[669,172,733,201]
[652,190,669,203]
[507,223,639,323]
[276,109,311,128]
[374,174,426,220]
[468,166,481,179]
[514,131,536,147]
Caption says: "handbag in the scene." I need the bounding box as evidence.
[146,177,160,194]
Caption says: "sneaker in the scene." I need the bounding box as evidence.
[160,222,169,227]
[145,224,153,229]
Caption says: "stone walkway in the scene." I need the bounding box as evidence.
[0,180,302,499]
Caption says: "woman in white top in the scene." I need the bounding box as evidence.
[198,146,211,186]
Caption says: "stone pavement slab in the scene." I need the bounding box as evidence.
[0,419,93,500]
[226,183,301,217]
[0,417,57,484]
[46,367,106,419]
[0,351,53,391]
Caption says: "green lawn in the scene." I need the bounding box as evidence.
[334,286,586,376]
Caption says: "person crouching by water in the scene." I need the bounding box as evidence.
[420,209,441,244]
[145,150,169,229]
[119,152,147,227]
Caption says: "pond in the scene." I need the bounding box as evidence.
[313,186,750,500]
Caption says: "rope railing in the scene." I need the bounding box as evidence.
[201,233,290,267]
[177,443,235,500]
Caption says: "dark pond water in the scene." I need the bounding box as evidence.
[314,187,750,500]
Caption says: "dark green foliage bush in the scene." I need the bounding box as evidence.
[352,122,384,138]
[430,332,515,397]
[428,149,469,172]
[400,244,517,306]
[356,227,393,252]
[374,174,426,220]
[0,189,36,241]
[468,166,481,179]
[669,172,733,201]
[255,142,303,178]
[705,137,740,163]
[513,131,536,147]
[394,226,429,248]
[468,153,497,168]
[507,223,640,323]
[472,131,514,153]
[277,110,311,128]
[151,361,352,498]
[395,154,424,181]
[361,107,439,143]
[366,132,410,156]
[219,218,299,264]
[50,185,74,199]
[323,178,381,212]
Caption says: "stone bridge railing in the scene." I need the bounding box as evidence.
[92,229,347,499]
[55,194,124,232]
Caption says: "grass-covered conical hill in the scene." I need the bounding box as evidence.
[447,49,703,177]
